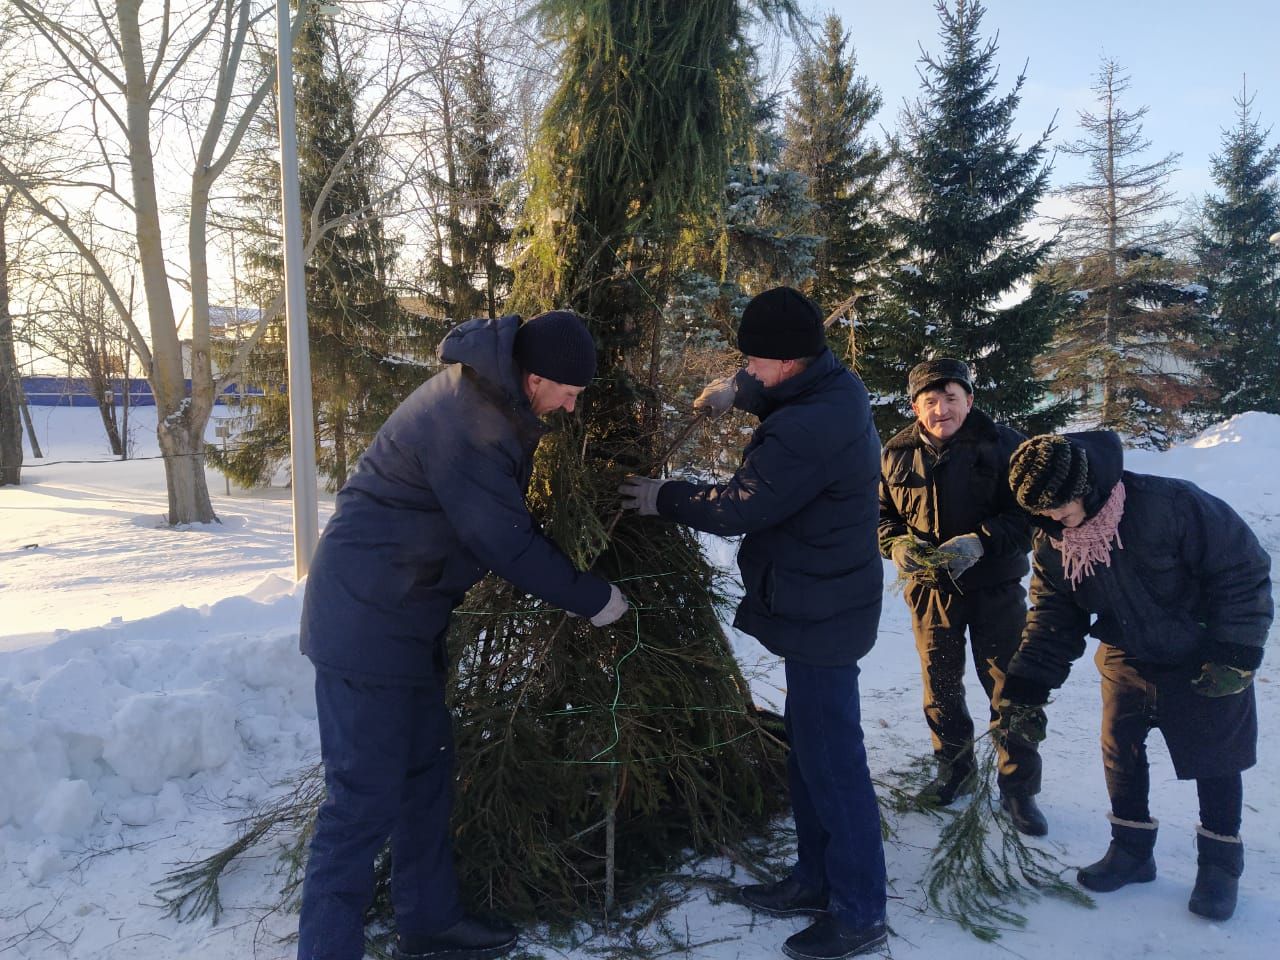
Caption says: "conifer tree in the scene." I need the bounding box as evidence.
[863,0,1070,438]
[218,13,415,490]
[666,90,820,466]
[782,13,891,365]
[430,0,799,918]
[1045,57,1209,446]
[421,25,518,321]
[1193,86,1280,418]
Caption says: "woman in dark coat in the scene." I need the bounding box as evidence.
[998,431,1272,922]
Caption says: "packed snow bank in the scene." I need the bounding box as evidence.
[0,588,315,857]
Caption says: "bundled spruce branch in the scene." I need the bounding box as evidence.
[922,738,1093,940]
[883,534,954,593]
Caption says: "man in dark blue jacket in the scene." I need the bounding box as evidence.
[297,311,629,960]
[619,288,887,960]
[999,431,1272,923]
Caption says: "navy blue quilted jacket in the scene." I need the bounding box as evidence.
[300,315,611,682]
[656,349,883,666]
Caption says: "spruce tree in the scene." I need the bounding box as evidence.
[1043,247,1208,448]
[422,25,518,321]
[666,89,820,467]
[219,13,416,490]
[1193,86,1280,418]
[1046,57,1209,446]
[438,0,797,918]
[863,0,1070,438]
[782,13,891,367]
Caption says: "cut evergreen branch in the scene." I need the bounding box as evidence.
[922,738,1093,941]
[155,763,324,923]
[883,534,954,594]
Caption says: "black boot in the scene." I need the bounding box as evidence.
[396,916,518,960]
[1077,814,1157,893]
[1188,826,1244,922]
[1000,793,1048,837]
[782,916,887,960]
[916,764,976,807]
[739,874,828,917]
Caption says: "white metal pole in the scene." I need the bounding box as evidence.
[277,0,319,578]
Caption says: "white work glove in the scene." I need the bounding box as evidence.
[693,375,737,418]
[618,475,667,516]
[937,533,984,579]
[589,584,629,627]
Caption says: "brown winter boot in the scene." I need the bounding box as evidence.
[1188,825,1244,922]
[1077,814,1157,892]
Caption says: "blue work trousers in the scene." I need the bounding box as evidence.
[784,659,887,929]
[297,671,462,960]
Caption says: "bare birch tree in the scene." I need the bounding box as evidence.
[0,0,446,521]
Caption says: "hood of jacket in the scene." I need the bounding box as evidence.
[438,314,526,406]
[1068,430,1125,517]
[735,348,841,419]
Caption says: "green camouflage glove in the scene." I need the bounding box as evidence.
[1191,662,1254,698]
[995,698,1048,743]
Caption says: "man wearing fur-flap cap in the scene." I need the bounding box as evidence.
[999,430,1272,922]
[618,286,888,960]
[297,310,629,960]
[879,357,1046,836]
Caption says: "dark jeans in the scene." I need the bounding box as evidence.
[784,659,887,929]
[1096,644,1253,836]
[905,580,1041,796]
[297,671,462,960]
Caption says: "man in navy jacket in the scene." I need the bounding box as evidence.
[297,311,628,960]
[620,288,887,960]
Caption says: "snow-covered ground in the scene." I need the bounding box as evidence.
[2,407,1277,959]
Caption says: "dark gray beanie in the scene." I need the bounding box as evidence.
[736,287,827,360]
[1009,435,1092,512]
[513,310,597,387]
[908,358,974,400]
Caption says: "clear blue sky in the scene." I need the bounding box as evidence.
[807,0,1280,202]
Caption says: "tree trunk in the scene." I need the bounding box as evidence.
[0,198,23,484]
[96,393,124,456]
[158,410,216,525]
[118,0,216,522]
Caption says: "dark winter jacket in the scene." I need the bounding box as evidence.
[300,315,611,683]
[655,349,883,666]
[1004,431,1273,702]
[878,408,1031,591]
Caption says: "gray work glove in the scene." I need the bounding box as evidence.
[590,584,629,627]
[889,536,929,576]
[937,533,984,579]
[693,375,737,418]
[618,475,667,516]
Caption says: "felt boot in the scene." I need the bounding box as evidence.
[1188,826,1244,922]
[1077,814,1157,893]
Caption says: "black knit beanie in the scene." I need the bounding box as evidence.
[736,287,827,360]
[513,310,597,387]
[1008,434,1092,512]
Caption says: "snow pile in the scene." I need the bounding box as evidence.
[0,589,315,872]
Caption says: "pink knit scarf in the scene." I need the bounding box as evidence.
[1050,481,1126,588]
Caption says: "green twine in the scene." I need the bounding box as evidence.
[461,584,764,767]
